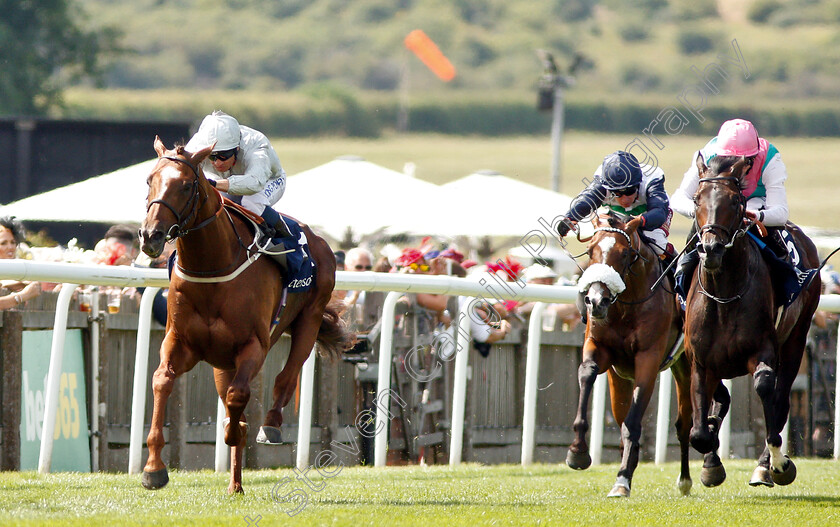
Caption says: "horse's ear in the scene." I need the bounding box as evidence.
[153,135,167,158]
[731,156,748,178]
[695,153,707,175]
[187,144,214,166]
[626,217,642,235]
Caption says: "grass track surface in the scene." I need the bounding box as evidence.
[2,460,839,526]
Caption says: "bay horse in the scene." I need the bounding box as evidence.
[139,137,352,494]
[567,212,693,497]
[685,155,820,487]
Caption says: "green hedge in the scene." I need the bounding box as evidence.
[59,89,840,138]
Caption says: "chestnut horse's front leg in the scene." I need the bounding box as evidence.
[566,338,609,470]
[218,338,268,495]
[142,335,198,490]
[606,352,658,498]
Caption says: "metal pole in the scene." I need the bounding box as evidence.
[521,302,546,465]
[719,379,733,459]
[295,348,317,470]
[214,399,228,473]
[128,287,160,474]
[374,291,401,467]
[590,373,607,465]
[655,369,673,464]
[449,297,473,466]
[38,282,78,474]
[550,86,564,193]
[835,320,840,460]
[89,287,100,472]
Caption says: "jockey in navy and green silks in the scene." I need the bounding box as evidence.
[557,151,673,256]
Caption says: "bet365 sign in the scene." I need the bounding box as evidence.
[19,329,91,472]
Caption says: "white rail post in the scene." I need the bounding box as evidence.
[374,291,402,467]
[449,296,473,466]
[718,379,733,459]
[38,282,78,474]
[835,320,840,460]
[295,348,317,471]
[214,399,228,472]
[89,287,101,472]
[655,369,673,464]
[521,302,546,465]
[128,287,161,474]
[590,374,607,465]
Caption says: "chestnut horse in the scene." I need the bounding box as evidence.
[139,137,352,494]
[685,155,820,487]
[567,212,693,497]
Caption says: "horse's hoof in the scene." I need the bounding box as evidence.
[227,484,245,495]
[565,449,592,470]
[771,456,797,486]
[700,462,726,487]
[256,425,285,445]
[677,476,692,496]
[141,468,169,490]
[749,466,774,487]
[607,483,630,498]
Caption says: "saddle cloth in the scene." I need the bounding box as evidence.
[675,226,817,309]
[748,229,817,307]
[168,202,315,294]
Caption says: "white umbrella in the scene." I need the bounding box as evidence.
[417,170,573,238]
[280,156,445,241]
[0,159,156,224]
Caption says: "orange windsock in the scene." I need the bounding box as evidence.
[404,29,456,82]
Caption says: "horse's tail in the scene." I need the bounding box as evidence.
[316,300,355,360]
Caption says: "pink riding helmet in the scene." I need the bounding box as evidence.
[714,119,760,157]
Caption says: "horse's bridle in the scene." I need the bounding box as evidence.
[589,225,652,305]
[694,176,749,251]
[693,175,755,303]
[147,155,220,240]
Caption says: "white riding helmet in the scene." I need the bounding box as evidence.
[195,110,240,151]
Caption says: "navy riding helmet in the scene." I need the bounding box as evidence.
[600,151,642,191]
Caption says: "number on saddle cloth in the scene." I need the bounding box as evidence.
[267,216,315,294]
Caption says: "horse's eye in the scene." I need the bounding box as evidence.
[182,181,194,193]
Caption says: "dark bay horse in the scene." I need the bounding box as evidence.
[567,212,693,497]
[139,137,352,494]
[685,155,820,487]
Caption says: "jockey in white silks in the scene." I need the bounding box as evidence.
[185,110,291,239]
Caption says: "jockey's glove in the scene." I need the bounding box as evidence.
[557,218,574,237]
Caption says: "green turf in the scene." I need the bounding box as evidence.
[2,460,839,526]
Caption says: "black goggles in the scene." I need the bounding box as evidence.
[612,186,638,197]
[209,148,237,162]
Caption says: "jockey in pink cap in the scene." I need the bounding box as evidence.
[671,118,788,226]
[671,118,791,302]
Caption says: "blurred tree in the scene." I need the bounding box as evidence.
[0,0,119,116]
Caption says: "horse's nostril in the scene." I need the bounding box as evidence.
[584,296,592,306]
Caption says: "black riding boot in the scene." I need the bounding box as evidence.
[260,206,292,239]
[674,249,700,300]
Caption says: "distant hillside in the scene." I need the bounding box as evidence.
[76,0,840,102]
